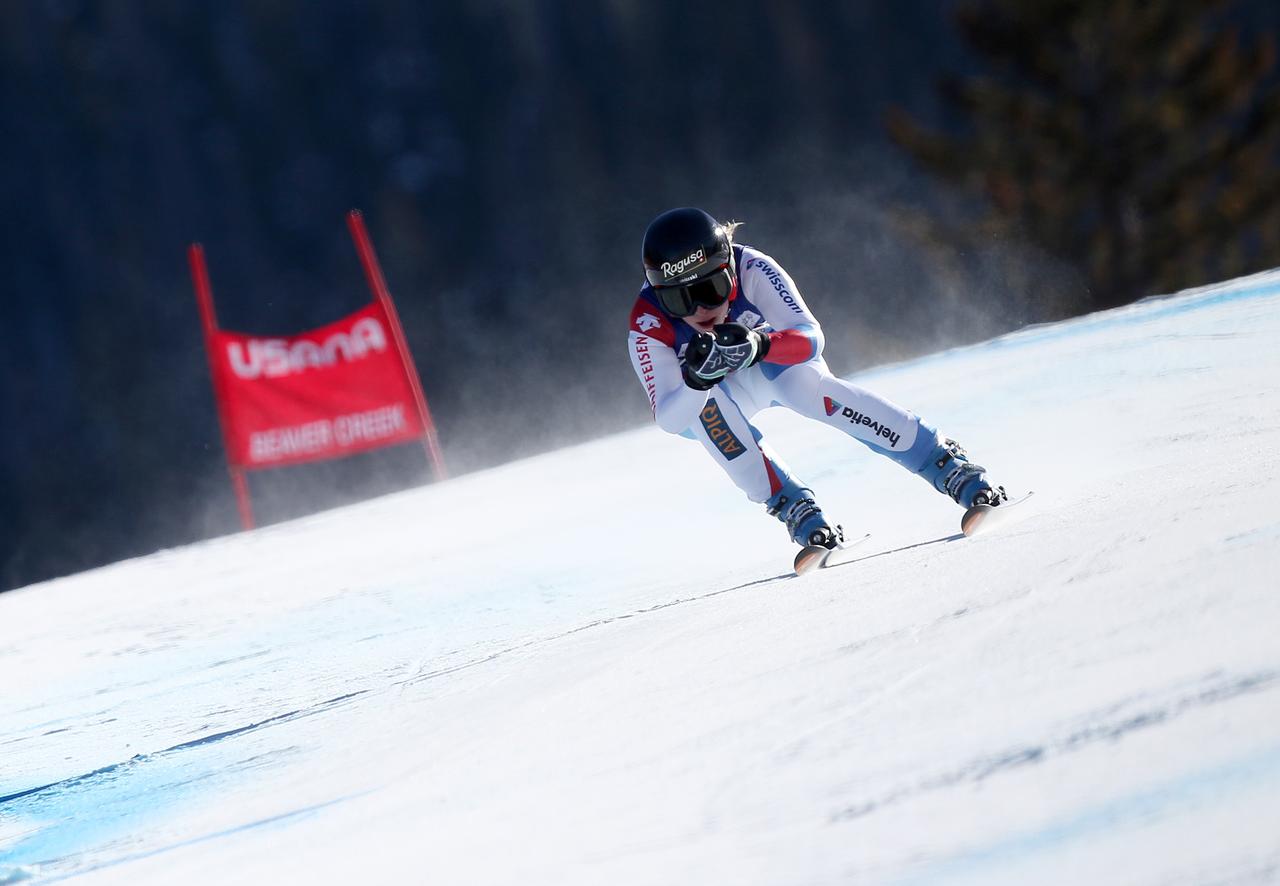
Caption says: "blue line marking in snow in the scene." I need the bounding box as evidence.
[10,792,368,885]
[892,743,1280,885]
[0,740,365,882]
[0,692,368,879]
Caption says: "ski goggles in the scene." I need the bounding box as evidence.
[654,265,735,317]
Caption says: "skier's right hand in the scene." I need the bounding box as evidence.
[682,331,723,390]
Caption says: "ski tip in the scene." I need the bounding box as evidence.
[793,544,830,576]
[960,506,991,537]
[961,490,1035,537]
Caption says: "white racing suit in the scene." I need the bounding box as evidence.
[627,244,944,505]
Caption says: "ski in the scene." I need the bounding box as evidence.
[793,532,873,576]
[961,491,1035,537]
[792,492,1033,575]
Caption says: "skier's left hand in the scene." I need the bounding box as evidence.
[683,322,771,387]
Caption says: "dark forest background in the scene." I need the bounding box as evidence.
[4,1,1279,591]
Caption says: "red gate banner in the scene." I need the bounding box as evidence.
[190,211,445,530]
[210,301,426,468]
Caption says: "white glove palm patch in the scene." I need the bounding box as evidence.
[692,340,757,380]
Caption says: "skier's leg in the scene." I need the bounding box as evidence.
[684,392,788,503]
[681,389,840,547]
[765,360,1002,508]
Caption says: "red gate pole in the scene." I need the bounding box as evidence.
[188,243,256,530]
[346,210,448,480]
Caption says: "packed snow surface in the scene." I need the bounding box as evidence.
[3,271,1280,885]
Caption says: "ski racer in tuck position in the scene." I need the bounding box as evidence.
[627,206,1006,552]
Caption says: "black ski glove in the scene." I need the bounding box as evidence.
[682,322,771,389]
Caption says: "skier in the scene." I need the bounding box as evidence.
[626,206,1005,552]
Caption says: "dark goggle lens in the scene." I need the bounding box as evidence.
[656,267,734,317]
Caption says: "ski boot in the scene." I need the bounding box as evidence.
[918,437,1007,509]
[766,481,843,549]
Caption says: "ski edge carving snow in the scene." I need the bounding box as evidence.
[793,533,873,576]
[961,491,1035,537]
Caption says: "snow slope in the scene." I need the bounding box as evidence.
[3,271,1280,885]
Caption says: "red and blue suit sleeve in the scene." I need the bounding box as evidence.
[763,325,821,365]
